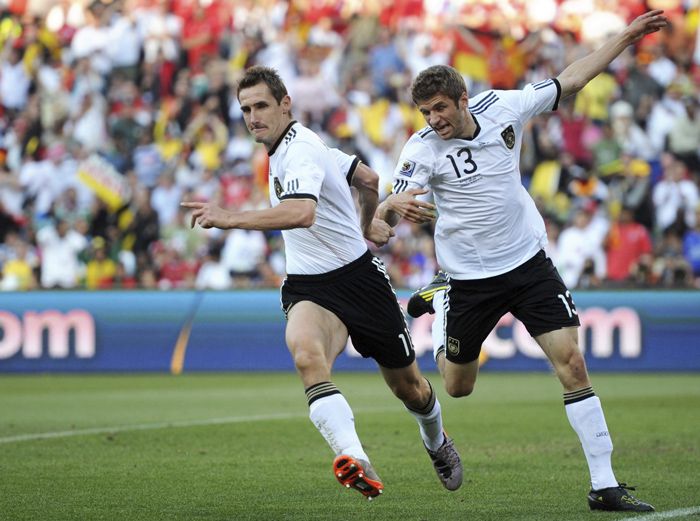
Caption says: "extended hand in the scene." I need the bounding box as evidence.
[626,10,668,43]
[385,188,436,224]
[365,218,396,247]
[181,201,231,229]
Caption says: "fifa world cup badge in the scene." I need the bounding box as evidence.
[501,125,515,149]
[447,337,460,356]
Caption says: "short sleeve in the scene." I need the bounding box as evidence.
[280,141,326,202]
[505,78,561,123]
[391,136,434,194]
[328,147,360,185]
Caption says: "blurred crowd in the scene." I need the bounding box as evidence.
[0,0,698,292]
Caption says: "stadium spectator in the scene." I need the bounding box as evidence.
[609,100,655,161]
[653,153,699,234]
[127,189,160,258]
[666,95,700,175]
[377,9,667,512]
[194,241,231,290]
[0,44,31,113]
[151,173,183,227]
[0,0,695,291]
[84,236,117,289]
[605,206,653,284]
[558,206,608,288]
[655,229,694,288]
[220,228,267,287]
[183,65,463,498]
[36,218,87,289]
[0,234,38,290]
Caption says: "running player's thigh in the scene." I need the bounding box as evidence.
[286,300,349,361]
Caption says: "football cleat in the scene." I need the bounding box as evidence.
[425,433,463,491]
[587,483,655,512]
[333,454,383,500]
[407,271,448,318]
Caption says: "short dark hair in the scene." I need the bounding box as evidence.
[237,66,288,104]
[411,65,467,105]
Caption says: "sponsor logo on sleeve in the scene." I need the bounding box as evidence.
[399,160,416,177]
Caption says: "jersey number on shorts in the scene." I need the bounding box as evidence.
[398,328,412,357]
[557,291,578,318]
[446,147,478,178]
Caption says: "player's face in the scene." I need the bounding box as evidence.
[239,83,292,148]
[417,92,469,140]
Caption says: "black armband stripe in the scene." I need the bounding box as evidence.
[551,77,562,111]
[346,157,361,186]
[280,193,318,202]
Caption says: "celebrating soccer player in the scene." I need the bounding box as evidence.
[378,10,668,512]
[182,66,462,499]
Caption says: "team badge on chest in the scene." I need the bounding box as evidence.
[501,125,515,149]
[273,177,283,198]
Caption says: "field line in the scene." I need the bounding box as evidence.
[0,406,396,445]
[618,507,700,520]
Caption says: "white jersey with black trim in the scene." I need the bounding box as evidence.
[268,121,367,275]
[392,78,561,280]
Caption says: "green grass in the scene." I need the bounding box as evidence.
[0,373,698,521]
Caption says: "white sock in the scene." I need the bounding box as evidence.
[406,380,445,451]
[308,391,368,461]
[431,290,447,362]
[565,392,618,490]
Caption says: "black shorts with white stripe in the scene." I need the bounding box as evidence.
[442,250,580,364]
[281,250,415,369]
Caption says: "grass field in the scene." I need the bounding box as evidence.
[1,372,698,521]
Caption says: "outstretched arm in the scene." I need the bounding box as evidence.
[557,10,668,99]
[181,199,316,230]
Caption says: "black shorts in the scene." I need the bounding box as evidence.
[280,250,415,369]
[442,250,580,364]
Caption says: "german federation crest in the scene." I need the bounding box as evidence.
[447,337,460,356]
[273,177,283,198]
[501,125,515,149]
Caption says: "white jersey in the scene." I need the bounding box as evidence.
[268,121,367,275]
[392,78,562,279]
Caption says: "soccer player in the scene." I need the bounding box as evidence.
[377,10,667,512]
[182,66,462,499]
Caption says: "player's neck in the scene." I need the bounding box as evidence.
[457,111,478,140]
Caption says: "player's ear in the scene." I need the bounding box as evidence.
[281,95,292,115]
[458,92,469,111]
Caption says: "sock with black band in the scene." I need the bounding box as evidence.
[405,378,445,451]
[306,381,368,461]
[564,387,618,490]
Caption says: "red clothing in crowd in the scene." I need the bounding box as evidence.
[606,221,653,280]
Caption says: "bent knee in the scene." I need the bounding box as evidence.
[288,340,326,373]
[445,380,474,398]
